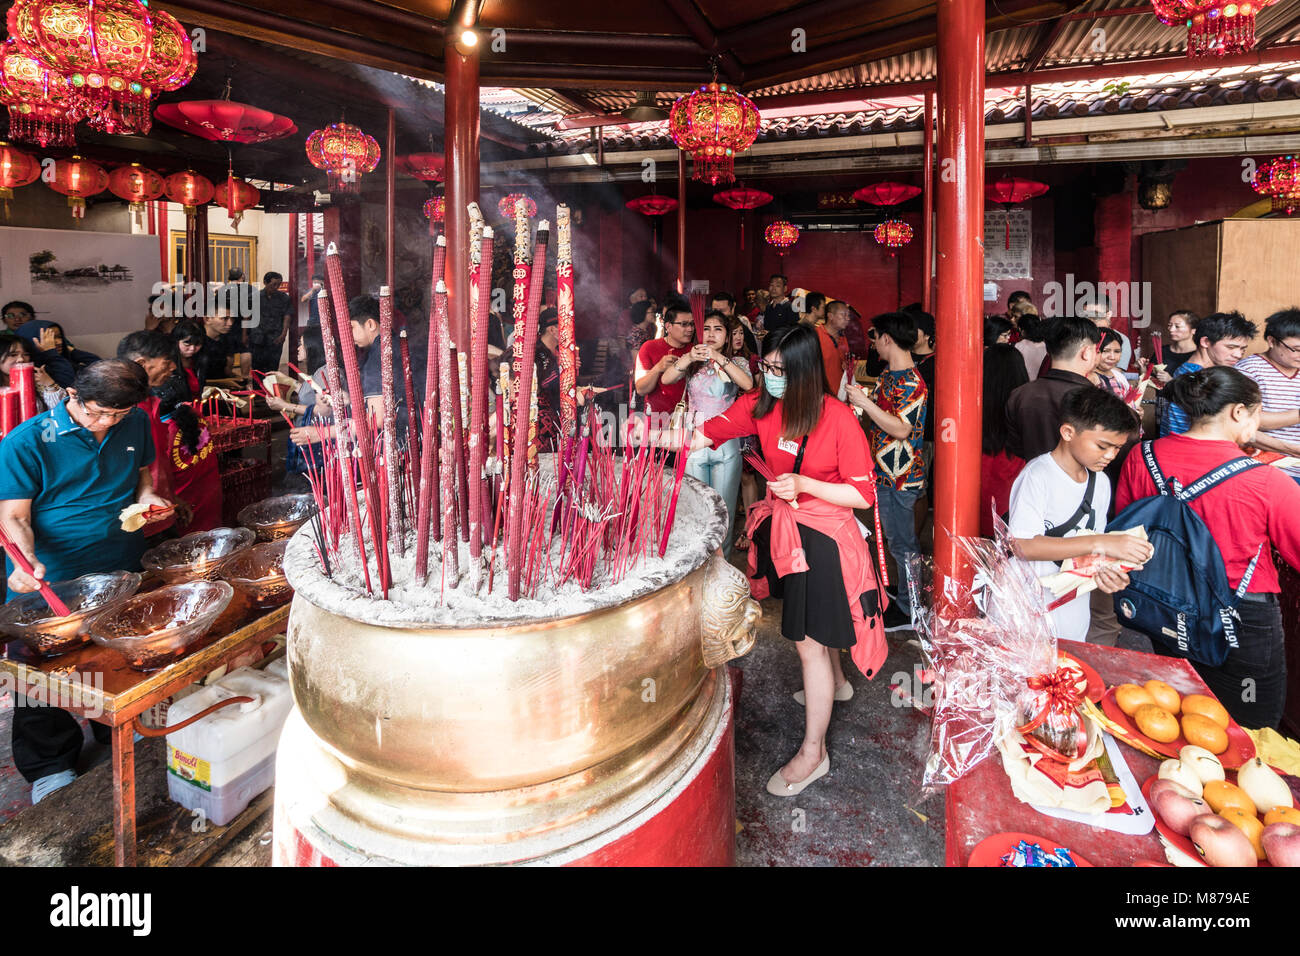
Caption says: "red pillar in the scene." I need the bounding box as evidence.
[1095,187,1134,341]
[444,30,480,350]
[934,0,985,596]
[922,91,934,314]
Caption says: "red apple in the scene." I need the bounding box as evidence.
[1190,813,1259,867]
[1151,780,1209,837]
[1261,822,1300,868]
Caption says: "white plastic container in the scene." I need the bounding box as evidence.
[166,665,293,826]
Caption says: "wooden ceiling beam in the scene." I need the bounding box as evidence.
[661,0,745,83]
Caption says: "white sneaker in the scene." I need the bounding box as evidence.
[31,769,76,805]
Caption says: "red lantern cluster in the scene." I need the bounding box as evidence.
[498,193,536,219]
[669,82,760,186]
[155,100,297,144]
[306,122,381,195]
[1150,0,1279,56]
[625,195,678,216]
[874,219,914,254]
[48,154,108,219]
[1252,155,1300,214]
[764,220,799,254]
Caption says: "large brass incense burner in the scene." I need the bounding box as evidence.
[280,478,758,864]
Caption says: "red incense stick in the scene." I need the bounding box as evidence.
[468,224,493,559]
[378,286,403,554]
[414,241,447,582]
[556,205,578,439]
[659,427,694,558]
[0,530,70,617]
[435,282,459,582]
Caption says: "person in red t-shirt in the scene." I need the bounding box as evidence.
[634,302,694,420]
[1116,366,1300,729]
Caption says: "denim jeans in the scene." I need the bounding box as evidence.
[687,438,742,559]
[877,484,923,615]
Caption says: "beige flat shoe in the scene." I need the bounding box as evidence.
[766,754,830,797]
[793,682,854,706]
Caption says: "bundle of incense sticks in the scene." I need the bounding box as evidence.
[0,527,71,616]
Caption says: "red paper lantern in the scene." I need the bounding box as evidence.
[423,195,444,236]
[498,193,536,219]
[7,0,196,135]
[1252,154,1300,214]
[625,195,678,216]
[397,153,445,182]
[873,219,914,256]
[305,122,380,195]
[669,81,760,186]
[47,154,107,219]
[154,100,297,143]
[0,142,41,214]
[986,176,1049,249]
[0,38,80,148]
[214,175,260,229]
[164,169,214,217]
[1150,0,1278,56]
[107,161,163,226]
[854,182,922,206]
[764,220,799,256]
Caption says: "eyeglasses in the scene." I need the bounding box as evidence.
[1274,338,1300,356]
[758,360,786,377]
[3,311,31,320]
[76,399,133,425]
[667,320,694,329]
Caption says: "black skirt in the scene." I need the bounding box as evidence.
[751,516,882,649]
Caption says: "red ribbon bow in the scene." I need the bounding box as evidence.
[1016,666,1084,736]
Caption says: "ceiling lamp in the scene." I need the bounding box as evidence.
[669,80,760,186]
[7,0,196,135]
[985,176,1049,248]
[0,141,41,217]
[163,169,214,217]
[215,175,260,230]
[874,219,914,256]
[47,154,107,219]
[305,122,381,196]
[854,182,922,206]
[1251,155,1300,214]
[621,92,668,123]
[713,185,773,249]
[423,195,444,236]
[154,99,297,144]
[0,39,80,148]
[107,161,163,227]
[498,193,536,219]
[397,153,445,182]
[764,220,799,256]
[1150,0,1278,57]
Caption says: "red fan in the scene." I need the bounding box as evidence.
[853,182,921,206]
[154,100,296,143]
[986,176,1048,249]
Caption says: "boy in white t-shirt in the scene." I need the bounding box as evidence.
[1008,386,1153,642]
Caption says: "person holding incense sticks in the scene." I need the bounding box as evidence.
[691,324,885,798]
[661,310,753,558]
[0,359,171,804]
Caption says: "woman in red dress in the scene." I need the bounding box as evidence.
[692,325,887,797]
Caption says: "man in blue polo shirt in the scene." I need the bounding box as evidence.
[0,359,171,803]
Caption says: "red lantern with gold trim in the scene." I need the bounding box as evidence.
[0,141,41,216]
[108,161,163,227]
[669,81,760,186]
[423,195,445,236]
[164,169,214,217]
[47,154,108,220]
[764,220,799,257]
[1150,0,1280,57]
[305,122,380,196]
[0,38,80,148]
[873,219,914,257]
[214,175,260,230]
[498,193,536,220]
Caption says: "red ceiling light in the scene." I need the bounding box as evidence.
[498,193,536,219]
[0,38,80,148]
[874,219,914,256]
[625,195,678,216]
[1252,155,1300,214]
[0,141,40,216]
[986,176,1048,248]
[764,219,799,256]
[7,0,196,135]
[107,161,163,227]
[164,169,214,217]
[47,154,108,219]
[155,99,297,144]
[1150,0,1278,57]
[214,175,260,229]
[669,81,760,186]
[397,153,445,182]
[854,182,922,206]
[306,122,381,196]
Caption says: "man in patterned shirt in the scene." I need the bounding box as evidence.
[845,311,927,631]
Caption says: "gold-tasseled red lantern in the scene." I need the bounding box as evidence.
[0,141,41,216]
[669,81,761,186]
[108,162,163,228]
[0,38,80,148]
[1150,0,1279,57]
[1252,154,1300,214]
[305,122,380,195]
[423,195,444,236]
[214,175,260,230]
[47,154,108,220]
[764,220,799,256]
[164,169,214,218]
[497,193,536,219]
[7,0,196,135]
[874,219,914,256]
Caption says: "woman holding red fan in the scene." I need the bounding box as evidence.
[690,325,887,797]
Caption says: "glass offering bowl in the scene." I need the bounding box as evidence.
[142,528,256,584]
[238,494,318,541]
[86,580,234,672]
[221,540,292,609]
[0,571,143,658]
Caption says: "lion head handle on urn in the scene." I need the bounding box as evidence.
[699,555,761,668]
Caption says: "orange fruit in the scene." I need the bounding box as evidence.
[1181,713,1230,755]
[1204,779,1255,816]
[1182,694,1231,730]
[1220,808,1266,860]
[1134,704,1180,743]
[1144,680,1181,714]
[1115,683,1155,716]
[1264,806,1300,827]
